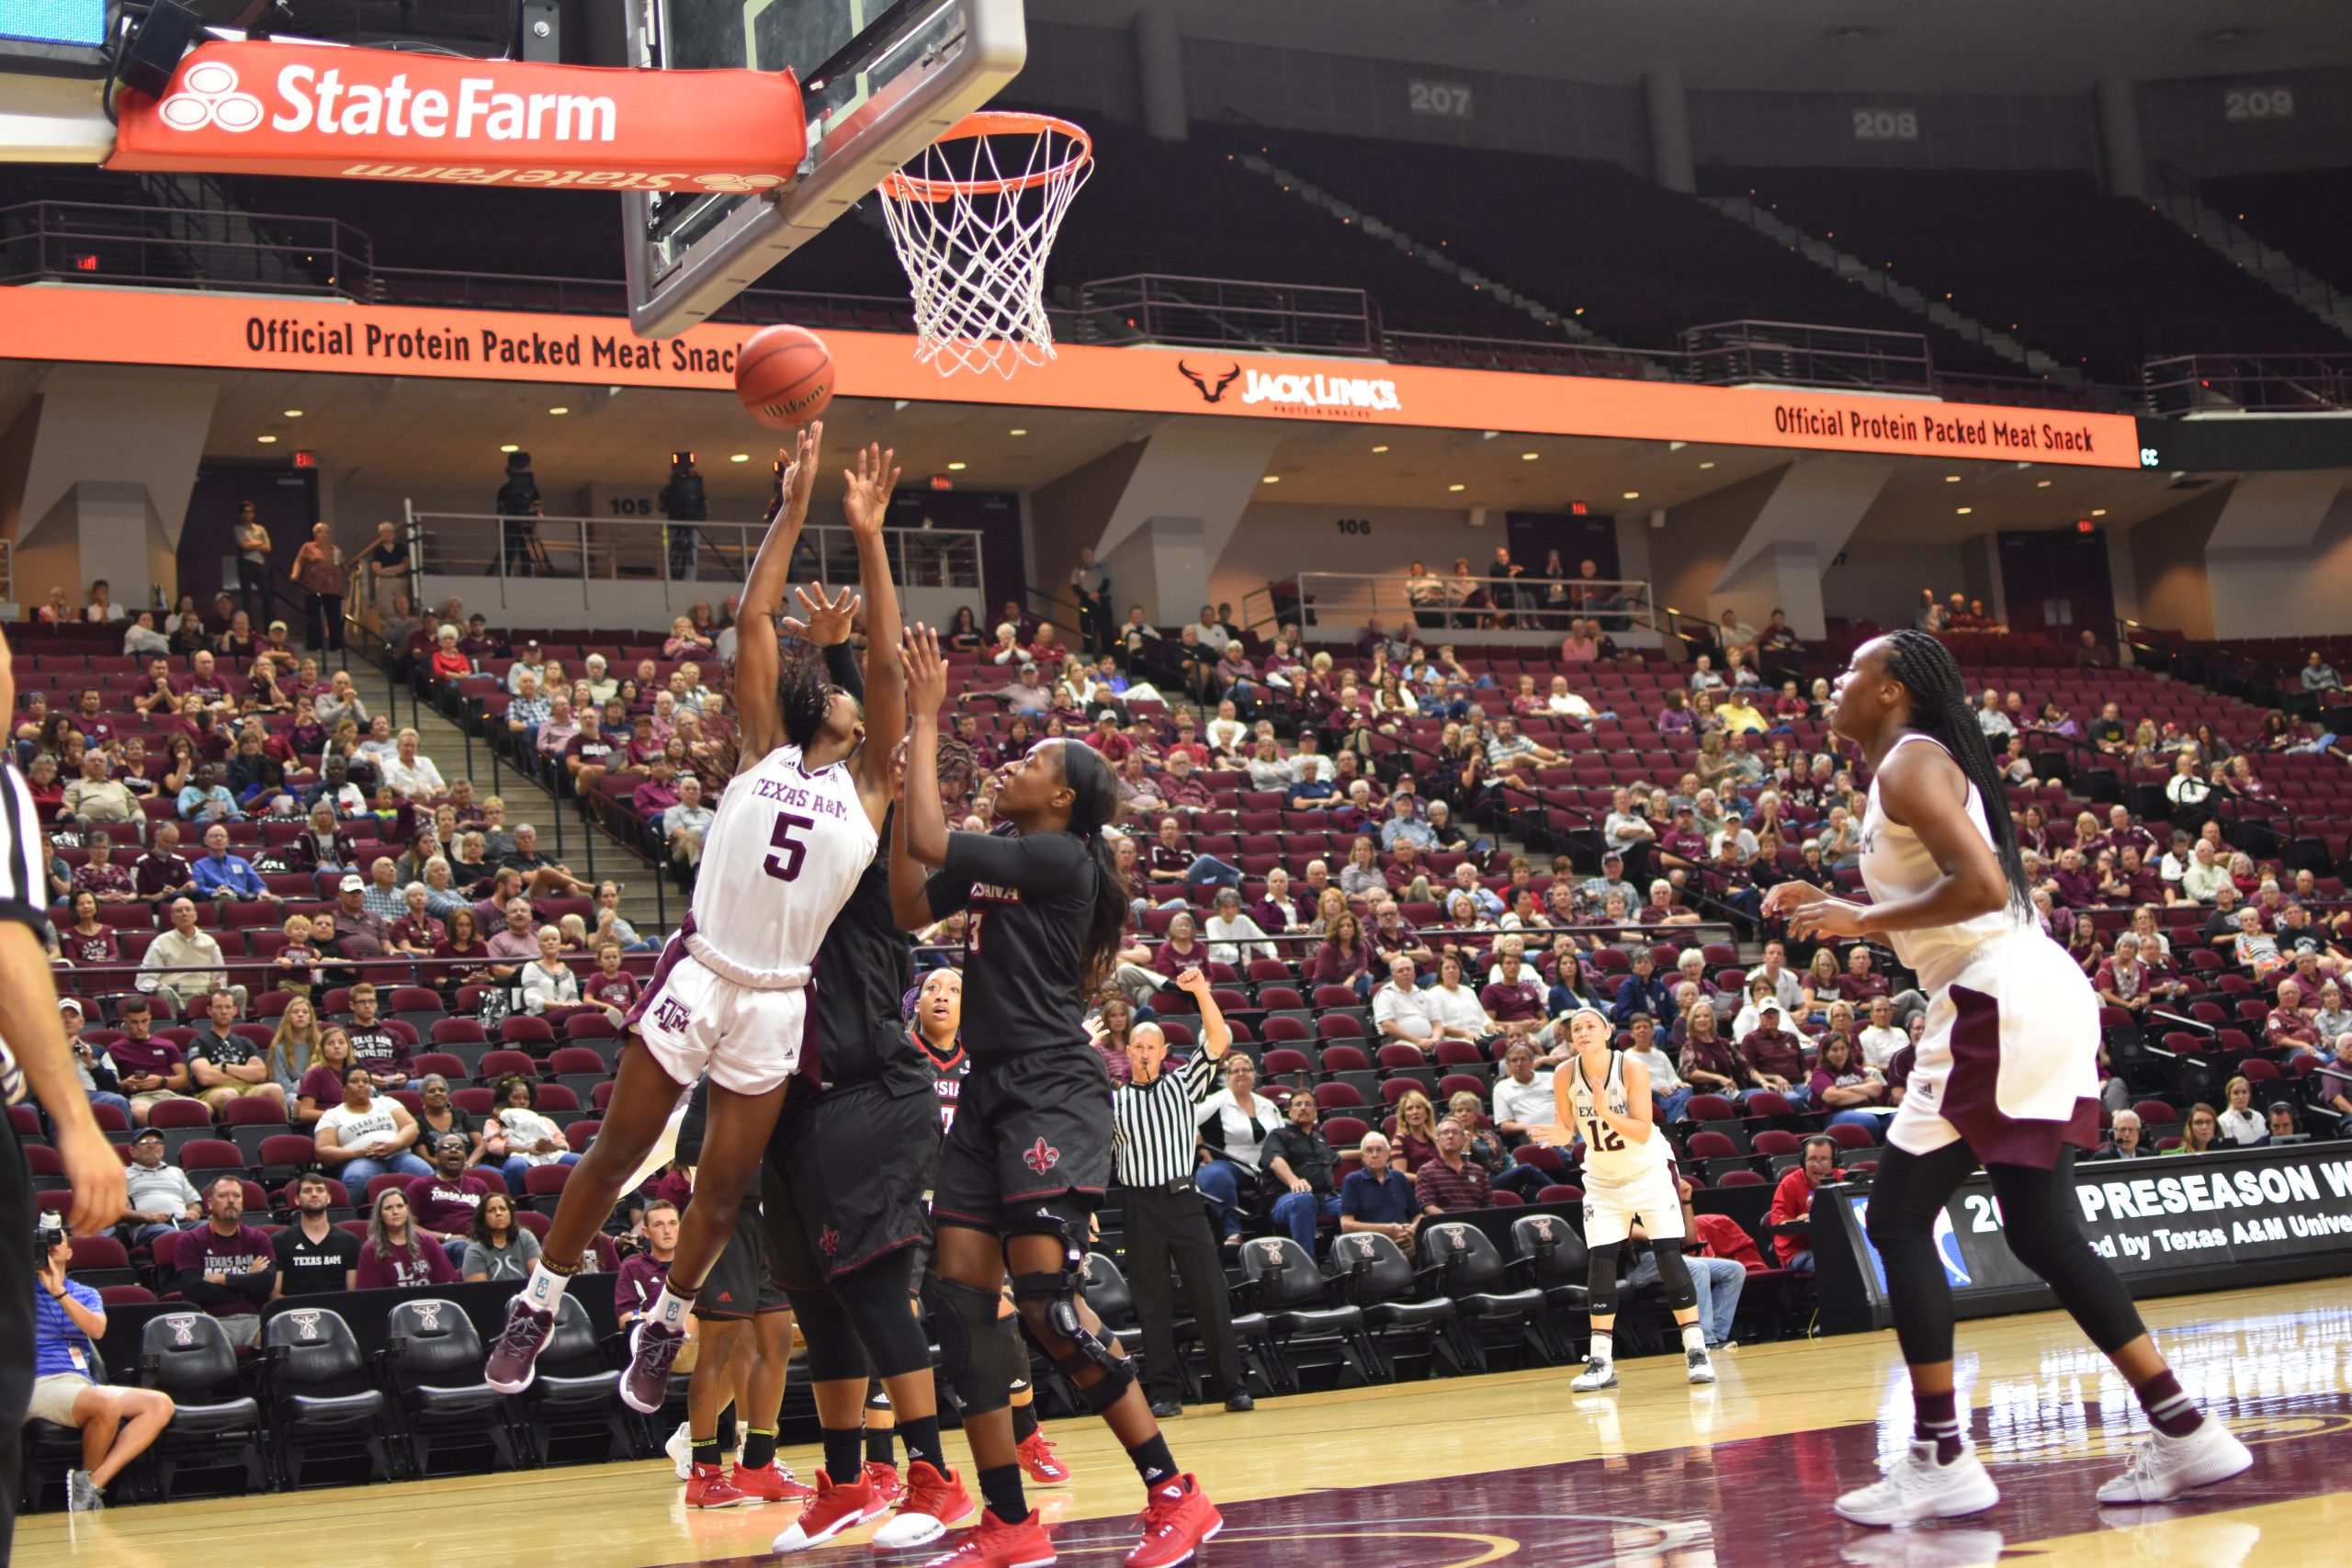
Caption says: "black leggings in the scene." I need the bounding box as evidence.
[1865,1141,2148,1368]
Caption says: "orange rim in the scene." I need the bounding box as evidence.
[878,110,1092,203]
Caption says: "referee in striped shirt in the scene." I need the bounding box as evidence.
[0,625,128,1561]
[1107,968,1252,1416]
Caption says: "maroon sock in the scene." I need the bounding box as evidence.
[1913,1388,1964,1464]
[2132,1370,2205,1438]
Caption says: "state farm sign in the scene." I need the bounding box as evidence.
[109,41,808,192]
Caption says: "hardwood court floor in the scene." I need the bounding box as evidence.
[23,1279,2352,1568]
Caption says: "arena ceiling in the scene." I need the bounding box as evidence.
[1040,0,2352,94]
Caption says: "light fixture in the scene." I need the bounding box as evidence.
[2036,479,2052,488]
[1699,461,1715,469]
[1956,506,1973,515]
[256,434,277,445]
[1944,474,1962,483]
[1261,475,1280,485]
[283,409,304,418]
[548,406,570,416]
[500,444,519,453]
[1008,428,1028,436]
[1521,452,1540,461]
[1448,483,1466,492]
[947,461,967,472]
[1371,445,1390,454]
[2091,507,2107,516]
[729,453,751,463]
[1622,491,1640,500]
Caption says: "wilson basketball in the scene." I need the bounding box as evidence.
[735,325,834,430]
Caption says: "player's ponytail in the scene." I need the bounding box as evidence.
[1054,739,1128,994]
[778,645,835,750]
[1881,629,2030,911]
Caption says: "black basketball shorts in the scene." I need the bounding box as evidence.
[695,1195,787,1321]
[765,1079,940,1291]
[932,1044,1114,1235]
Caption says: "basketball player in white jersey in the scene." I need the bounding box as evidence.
[1532,1009,1714,1390]
[1764,631,2245,1527]
[487,428,910,1439]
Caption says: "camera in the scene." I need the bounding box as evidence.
[35,1213,64,1266]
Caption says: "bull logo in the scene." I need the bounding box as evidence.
[1177,361,1242,404]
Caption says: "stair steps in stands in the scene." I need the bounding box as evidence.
[2150,188,2352,343]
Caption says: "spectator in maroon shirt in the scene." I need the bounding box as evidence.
[356,1188,460,1290]
[386,884,445,955]
[1151,912,1213,977]
[1767,1136,1846,1273]
[111,997,193,1126]
[133,821,198,908]
[404,1133,506,1265]
[1413,1119,1494,1214]
[70,830,138,903]
[1656,806,1709,874]
[616,1199,681,1326]
[1678,1000,1764,1101]
[1738,1003,1812,1106]
[1836,945,1924,1029]
[1306,911,1381,995]
[1368,898,1435,969]
[174,1175,278,1346]
[1253,867,1307,933]
[1158,750,1215,813]
[1479,946,1548,1040]
[583,941,641,1024]
[345,983,415,1089]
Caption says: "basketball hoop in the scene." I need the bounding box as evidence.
[876,111,1091,378]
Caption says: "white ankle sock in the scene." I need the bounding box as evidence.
[1589,1331,1613,1365]
[521,1262,570,1312]
[653,1283,694,1330]
[1682,1323,1708,1354]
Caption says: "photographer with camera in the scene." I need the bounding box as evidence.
[29,1217,175,1513]
[0,621,129,1555]
[660,450,706,581]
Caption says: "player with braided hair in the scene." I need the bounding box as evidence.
[1764,632,2246,1529]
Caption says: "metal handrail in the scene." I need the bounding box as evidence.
[402,509,987,602]
[2140,352,2352,416]
[0,198,372,297]
[1241,569,1655,642]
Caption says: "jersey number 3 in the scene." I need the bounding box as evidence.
[763,812,817,882]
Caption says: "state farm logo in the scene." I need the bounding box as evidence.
[158,61,265,134]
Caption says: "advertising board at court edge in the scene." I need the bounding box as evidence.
[0,286,2142,468]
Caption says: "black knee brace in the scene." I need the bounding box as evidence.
[1586,1247,1621,1317]
[935,1278,1020,1417]
[1006,1207,1136,1414]
[831,1255,935,1381]
[1650,1240,1699,1313]
[784,1285,871,1385]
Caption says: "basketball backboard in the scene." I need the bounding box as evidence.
[622,0,1026,339]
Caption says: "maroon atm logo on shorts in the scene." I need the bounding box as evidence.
[1023,1138,1061,1175]
[654,997,692,1032]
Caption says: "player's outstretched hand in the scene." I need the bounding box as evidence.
[842,441,900,535]
[1759,881,1825,920]
[782,582,860,646]
[1174,966,1209,995]
[775,420,823,525]
[1526,1122,1575,1149]
[899,624,949,715]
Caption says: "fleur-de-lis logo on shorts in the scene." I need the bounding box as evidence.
[1023,1137,1060,1175]
[819,1226,841,1258]
[157,61,266,133]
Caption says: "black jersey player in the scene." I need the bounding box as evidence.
[892,625,1222,1568]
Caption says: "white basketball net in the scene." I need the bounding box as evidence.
[877,115,1092,378]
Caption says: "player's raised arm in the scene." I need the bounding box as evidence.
[733,421,822,770]
[844,442,905,825]
[897,625,952,873]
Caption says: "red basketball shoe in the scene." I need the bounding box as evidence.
[873,1460,977,1550]
[732,1461,817,1503]
[1016,1430,1071,1484]
[685,1461,753,1509]
[771,1470,886,1552]
[921,1508,1057,1568]
[1124,1474,1222,1568]
[866,1461,909,1510]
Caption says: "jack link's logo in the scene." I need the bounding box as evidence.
[158,62,266,133]
[1177,361,1241,404]
[654,997,693,1033]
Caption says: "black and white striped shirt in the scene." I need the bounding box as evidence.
[0,757,46,1105]
[1111,1050,1219,1188]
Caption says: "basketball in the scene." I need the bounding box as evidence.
[735,324,834,430]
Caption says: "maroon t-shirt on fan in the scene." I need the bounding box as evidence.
[403,1170,503,1235]
[584,972,639,1010]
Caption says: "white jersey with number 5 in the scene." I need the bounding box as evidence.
[684,745,878,988]
[1566,1050,1673,1187]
